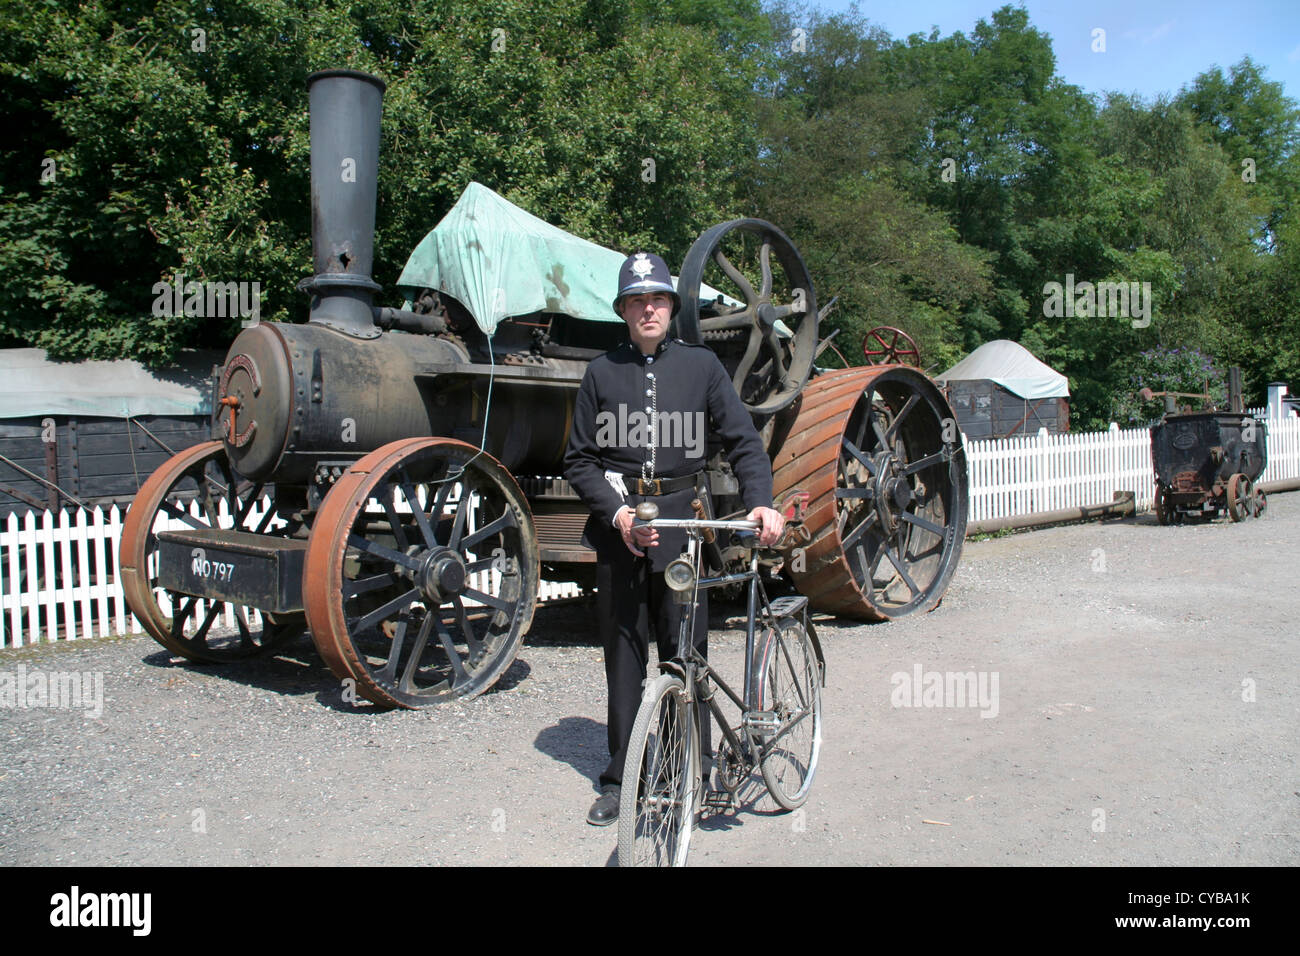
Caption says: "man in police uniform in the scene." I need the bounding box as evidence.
[564,251,784,826]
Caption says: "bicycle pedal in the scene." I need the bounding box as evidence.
[703,790,735,811]
[743,711,780,734]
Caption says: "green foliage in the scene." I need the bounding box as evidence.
[2,0,1296,431]
[752,3,991,373]
[0,0,763,363]
[1111,346,1227,426]
[1176,57,1300,246]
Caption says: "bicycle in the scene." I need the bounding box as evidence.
[617,493,824,867]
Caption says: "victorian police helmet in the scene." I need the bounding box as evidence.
[612,252,680,316]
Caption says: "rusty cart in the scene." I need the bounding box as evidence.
[1151,403,1267,524]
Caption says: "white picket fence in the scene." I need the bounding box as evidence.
[963,412,1300,523]
[0,493,581,649]
[964,423,1155,521]
[4,414,1299,648]
[964,412,1300,523]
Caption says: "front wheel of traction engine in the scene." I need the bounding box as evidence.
[119,441,305,662]
[303,438,539,708]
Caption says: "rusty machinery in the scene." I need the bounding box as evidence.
[119,70,968,709]
[1147,369,1268,525]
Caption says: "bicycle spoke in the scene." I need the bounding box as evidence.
[758,622,822,810]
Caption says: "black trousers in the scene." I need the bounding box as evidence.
[596,544,711,788]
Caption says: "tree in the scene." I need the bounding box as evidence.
[752,3,992,372]
[1018,95,1261,427]
[0,0,767,363]
[1177,57,1300,248]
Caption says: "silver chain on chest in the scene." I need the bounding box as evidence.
[642,364,657,481]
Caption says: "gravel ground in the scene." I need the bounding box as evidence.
[1,496,1296,867]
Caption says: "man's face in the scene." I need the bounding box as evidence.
[619,292,673,352]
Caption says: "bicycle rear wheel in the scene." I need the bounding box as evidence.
[757,619,823,810]
[618,674,698,867]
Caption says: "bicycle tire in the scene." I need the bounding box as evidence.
[617,674,698,867]
[757,618,823,809]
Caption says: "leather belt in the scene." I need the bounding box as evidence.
[624,472,702,496]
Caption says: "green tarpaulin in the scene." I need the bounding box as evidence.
[396,182,734,335]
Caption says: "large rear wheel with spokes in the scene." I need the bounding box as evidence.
[618,674,698,867]
[303,438,538,708]
[772,366,967,619]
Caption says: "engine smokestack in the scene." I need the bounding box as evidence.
[300,69,386,338]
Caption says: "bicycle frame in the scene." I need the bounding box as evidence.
[634,514,818,776]
[618,506,824,864]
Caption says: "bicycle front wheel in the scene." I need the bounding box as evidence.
[757,619,823,810]
[618,674,698,867]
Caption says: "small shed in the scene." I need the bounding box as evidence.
[937,340,1070,439]
[0,349,218,517]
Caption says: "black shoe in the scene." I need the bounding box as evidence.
[587,785,620,826]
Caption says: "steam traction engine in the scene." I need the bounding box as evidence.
[119,70,969,709]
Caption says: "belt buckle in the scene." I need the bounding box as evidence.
[638,478,662,495]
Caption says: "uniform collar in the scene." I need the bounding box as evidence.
[626,337,674,363]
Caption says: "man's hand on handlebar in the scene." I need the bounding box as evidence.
[746,506,785,547]
[615,505,656,556]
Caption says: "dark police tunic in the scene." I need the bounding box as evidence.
[563,336,774,787]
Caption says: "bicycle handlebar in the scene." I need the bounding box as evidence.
[632,517,762,533]
[633,514,810,552]
[631,499,809,550]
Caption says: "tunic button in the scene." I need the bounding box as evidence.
[645,389,652,396]
[645,406,652,414]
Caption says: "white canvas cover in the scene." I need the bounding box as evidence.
[0,348,214,419]
[937,339,1069,400]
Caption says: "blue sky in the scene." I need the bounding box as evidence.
[806,0,1300,103]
